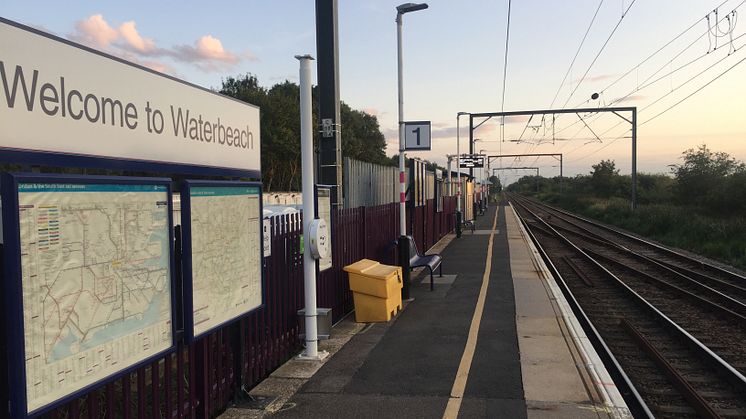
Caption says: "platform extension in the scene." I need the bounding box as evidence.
[223,203,631,419]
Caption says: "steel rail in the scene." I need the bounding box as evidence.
[525,197,746,308]
[521,195,746,283]
[510,194,746,390]
[621,319,722,419]
[511,202,652,418]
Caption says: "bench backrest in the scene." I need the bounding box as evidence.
[406,235,419,257]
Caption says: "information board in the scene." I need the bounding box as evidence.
[182,182,263,340]
[460,155,485,168]
[1,175,175,416]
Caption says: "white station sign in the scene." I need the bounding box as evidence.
[403,120,431,151]
[0,19,260,172]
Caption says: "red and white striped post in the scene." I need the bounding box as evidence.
[395,2,427,300]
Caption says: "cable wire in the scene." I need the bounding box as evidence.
[549,0,605,109]
[500,0,512,145]
[561,0,637,109]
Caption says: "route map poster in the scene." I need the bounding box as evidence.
[15,181,174,414]
[186,184,263,338]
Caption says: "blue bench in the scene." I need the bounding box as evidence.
[406,235,442,291]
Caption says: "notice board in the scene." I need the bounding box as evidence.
[181,181,264,340]
[0,174,176,417]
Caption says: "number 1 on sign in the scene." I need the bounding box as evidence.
[413,127,421,146]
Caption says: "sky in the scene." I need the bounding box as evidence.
[3,0,746,186]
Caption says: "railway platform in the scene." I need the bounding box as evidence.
[221,203,631,418]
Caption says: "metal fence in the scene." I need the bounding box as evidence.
[343,157,398,208]
[18,196,455,419]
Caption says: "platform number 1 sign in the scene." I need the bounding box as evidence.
[404,121,431,151]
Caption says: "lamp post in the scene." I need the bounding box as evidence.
[396,2,427,301]
[456,111,468,237]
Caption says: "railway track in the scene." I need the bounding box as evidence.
[507,193,746,418]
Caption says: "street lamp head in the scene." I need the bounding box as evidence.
[457,111,469,116]
[397,2,429,14]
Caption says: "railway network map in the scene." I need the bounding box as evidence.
[188,185,262,337]
[17,182,173,413]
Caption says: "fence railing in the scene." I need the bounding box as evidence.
[14,198,455,419]
[343,157,398,209]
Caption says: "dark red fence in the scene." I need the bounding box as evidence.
[22,198,455,419]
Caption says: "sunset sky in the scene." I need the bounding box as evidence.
[3,0,745,185]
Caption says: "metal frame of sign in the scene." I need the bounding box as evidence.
[314,185,334,272]
[403,121,432,151]
[180,180,265,342]
[0,173,177,418]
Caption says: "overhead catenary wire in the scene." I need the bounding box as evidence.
[560,0,637,109]
[586,0,735,105]
[500,0,513,145]
[554,2,746,153]
[566,48,746,164]
[549,0,605,109]
[550,3,742,144]
[512,0,604,149]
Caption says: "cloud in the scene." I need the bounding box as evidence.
[67,14,254,74]
[141,60,177,75]
[70,14,119,48]
[616,94,646,103]
[170,35,245,70]
[362,108,381,117]
[572,74,616,84]
[118,21,156,54]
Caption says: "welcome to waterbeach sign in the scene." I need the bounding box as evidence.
[0,18,260,173]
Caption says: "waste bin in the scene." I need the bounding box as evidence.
[344,259,403,322]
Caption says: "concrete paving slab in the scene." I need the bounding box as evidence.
[526,400,605,419]
[519,335,581,364]
[521,361,589,403]
[515,317,564,337]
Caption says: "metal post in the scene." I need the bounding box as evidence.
[296,55,323,360]
[631,108,637,210]
[560,154,563,193]
[468,114,474,183]
[456,112,465,238]
[315,0,343,207]
[446,155,452,196]
[396,10,411,301]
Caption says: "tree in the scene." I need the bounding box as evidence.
[488,175,502,195]
[220,74,390,190]
[590,159,620,197]
[671,144,744,205]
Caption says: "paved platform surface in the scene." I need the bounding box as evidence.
[221,202,629,419]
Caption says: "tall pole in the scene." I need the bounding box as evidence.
[297,55,321,360]
[560,154,563,193]
[456,113,464,238]
[397,14,406,240]
[396,10,411,301]
[631,108,637,210]
[446,155,452,196]
[315,0,343,207]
